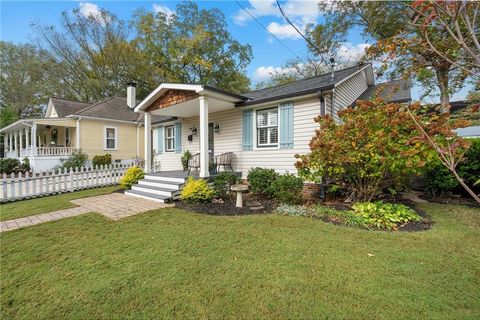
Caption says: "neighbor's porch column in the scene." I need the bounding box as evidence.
[76,118,81,149]
[199,95,209,178]
[13,130,18,153]
[25,127,30,150]
[31,123,37,156]
[144,112,152,173]
[8,133,13,152]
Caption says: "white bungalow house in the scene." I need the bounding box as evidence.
[125,63,412,202]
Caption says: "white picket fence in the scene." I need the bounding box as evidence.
[1,163,137,203]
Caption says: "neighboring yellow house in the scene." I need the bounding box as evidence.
[1,85,168,171]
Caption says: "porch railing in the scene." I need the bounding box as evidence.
[37,147,76,156]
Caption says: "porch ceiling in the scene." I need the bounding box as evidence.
[150,97,236,118]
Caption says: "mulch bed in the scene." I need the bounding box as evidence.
[420,194,480,208]
[175,193,278,216]
[317,197,434,232]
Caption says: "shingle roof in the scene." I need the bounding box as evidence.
[354,80,412,105]
[240,64,367,106]
[50,97,92,117]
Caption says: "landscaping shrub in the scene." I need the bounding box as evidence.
[21,157,30,172]
[247,167,278,196]
[0,158,20,174]
[92,154,112,168]
[180,177,215,203]
[458,138,480,187]
[315,205,367,228]
[295,99,435,202]
[119,166,144,189]
[351,201,421,230]
[181,150,192,171]
[212,171,238,198]
[426,161,459,197]
[276,204,312,217]
[270,173,304,204]
[60,149,89,170]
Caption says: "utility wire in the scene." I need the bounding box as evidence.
[275,0,328,64]
[234,0,303,61]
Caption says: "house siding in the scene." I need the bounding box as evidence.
[333,69,369,121]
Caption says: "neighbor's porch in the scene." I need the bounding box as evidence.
[2,119,78,159]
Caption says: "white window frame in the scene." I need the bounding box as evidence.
[254,107,279,149]
[104,126,118,150]
[164,125,175,152]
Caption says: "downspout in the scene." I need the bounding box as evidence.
[316,92,327,201]
[330,88,336,118]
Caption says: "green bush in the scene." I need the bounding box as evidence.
[92,154,112,168]
[425,161,459,197]
[22,157,30,172]
[247,167,278,196]
[60,149,88,170]
[315,205,367,228]
[212,172,238,198]
[0,158,20,174]
[270,173,304,204]
[180,177,215,203]
[181,150,192,171]
[458,138,480,186]
[352,201,421,230]
[119,166,144,189]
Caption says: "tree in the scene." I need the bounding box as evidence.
[0,42,49,123]
[295,98,435,202]
[309,1,470,111]
[134,2,252,93]
[34,9,151,102]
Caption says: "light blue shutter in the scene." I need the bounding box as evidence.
[175,122,182,153]
[242,110,253,150]
[157,126,164,154]
[279,102,294,149]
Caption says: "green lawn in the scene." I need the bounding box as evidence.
[0,186,121,221]
[1,203,479,319]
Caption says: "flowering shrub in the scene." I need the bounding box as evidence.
[120,166,144,189]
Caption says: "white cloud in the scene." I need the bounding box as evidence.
[267,22,301,39]
[336,43,370,63]
[253,65,295,82]
[78,2,109,24]
[153,4,174,17]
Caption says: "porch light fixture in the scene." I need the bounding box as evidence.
[190,127,197,136]
[214,123,220,133]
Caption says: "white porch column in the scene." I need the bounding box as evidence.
[8,133,12,151]
[144,112,152,173]
[13,130,18,152]
[76,118,81,149]
[31,124,37,156]
[199,96,209,178]
[26,127,30,150]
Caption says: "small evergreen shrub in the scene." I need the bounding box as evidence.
[351,201,421,230]
[247,167,278,196]
[180,177,215,203]
[270,173,304,204]
[120,166,144,189]
[21,157,30,172]
[61,149,89,170]
[458,138,480,187]
[425,161,459,197]
[212,172,238,198]
[276,204,312,217]
[92,154,112,168]
[0,158,20,174]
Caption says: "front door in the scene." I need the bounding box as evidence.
[208,123,214,154]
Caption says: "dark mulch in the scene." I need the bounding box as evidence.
[175,193,278,216]
[317,197,434,232]
[420,193,480,208]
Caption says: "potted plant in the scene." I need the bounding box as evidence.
[181,150,192,171]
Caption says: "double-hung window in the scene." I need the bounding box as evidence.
[105,127,117,150]
[165,125,175,152]
[256,107,278,147]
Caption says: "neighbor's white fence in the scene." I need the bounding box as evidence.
[1,163,136,203]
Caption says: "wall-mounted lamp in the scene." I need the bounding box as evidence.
[190,127,197,136]
[214,123,220,133]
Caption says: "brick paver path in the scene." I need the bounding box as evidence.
[1,193,171,233]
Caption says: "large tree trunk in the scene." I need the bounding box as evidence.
[435,66,450,113]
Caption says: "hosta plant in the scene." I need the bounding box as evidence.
[352,201,421,230]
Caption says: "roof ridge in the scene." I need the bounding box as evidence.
[74,96,118,115]
[248,64,366,94]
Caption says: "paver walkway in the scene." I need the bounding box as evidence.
[1,193,171,233]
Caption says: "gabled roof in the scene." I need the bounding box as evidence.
[50,97,92,117]
[353,80,412,105]
[75,97,142,122]
[239,64,371,106]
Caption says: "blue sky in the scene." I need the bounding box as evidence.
[0,0,472,102]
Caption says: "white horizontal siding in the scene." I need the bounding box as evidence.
[333,70,368,121]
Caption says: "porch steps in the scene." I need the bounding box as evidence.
[124,173,186,203]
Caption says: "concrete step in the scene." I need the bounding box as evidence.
[124,189,171,203]
[144,174,186,184]
[131,184,178,197]
[138,179,183,190]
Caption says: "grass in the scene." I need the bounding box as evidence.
[0,186,121,221]
[1,203,479,319]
